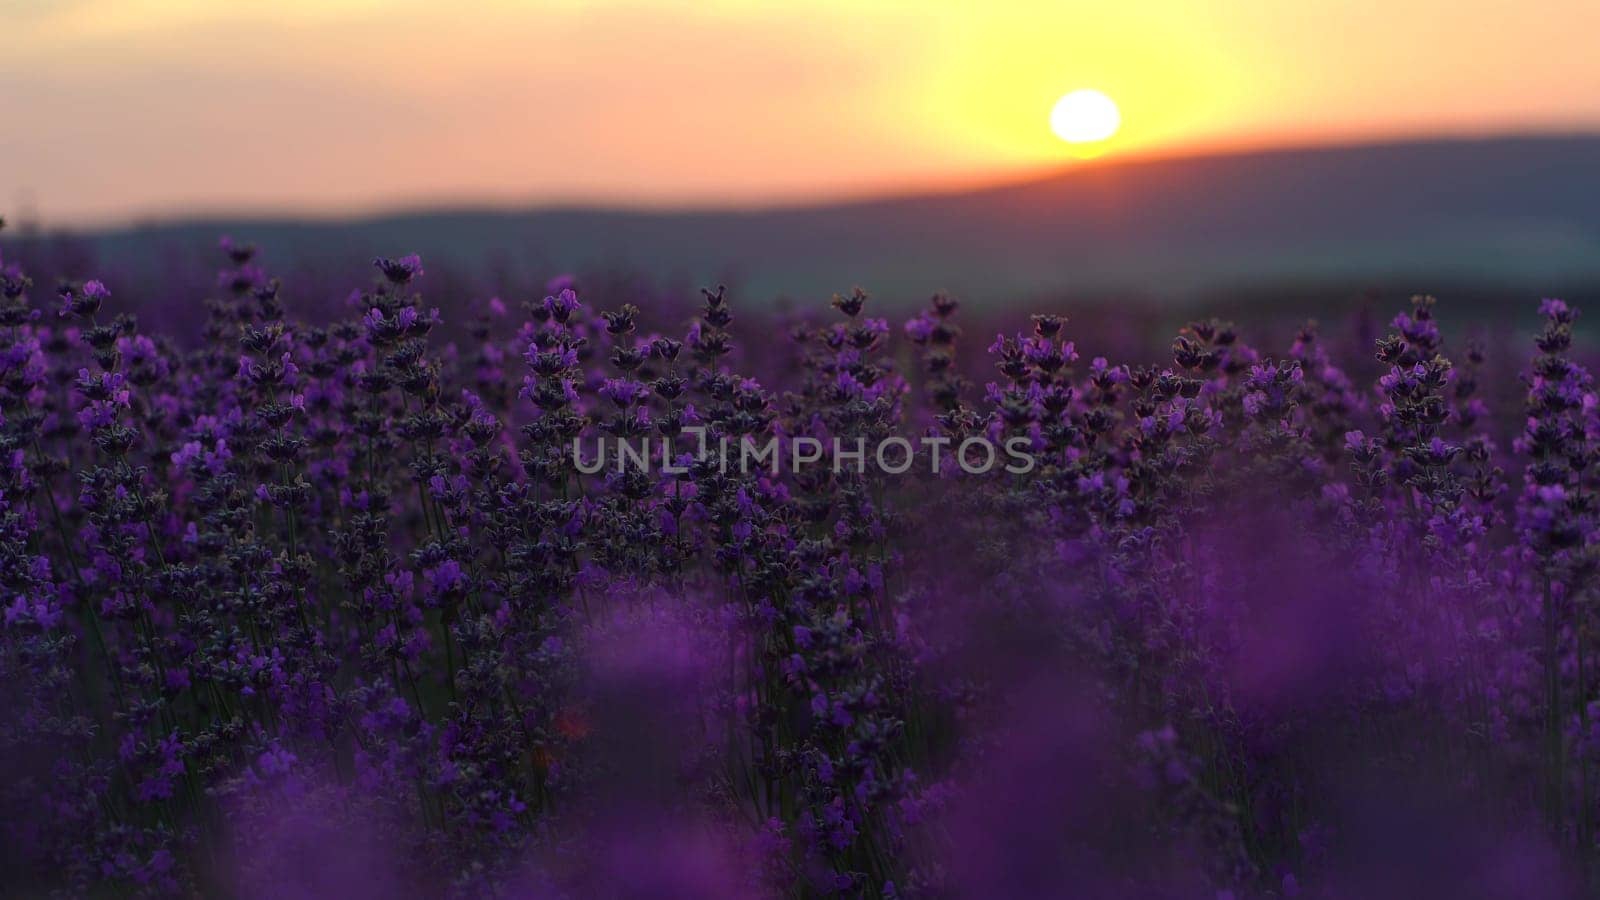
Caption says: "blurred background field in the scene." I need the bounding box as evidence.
[8,133,1600,305]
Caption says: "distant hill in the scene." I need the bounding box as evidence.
[22,134,1600,309]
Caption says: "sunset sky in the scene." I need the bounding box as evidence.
[4,0,1599,226]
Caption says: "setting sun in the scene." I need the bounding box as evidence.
[1050,89,1121,144]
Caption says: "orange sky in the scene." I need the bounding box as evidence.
[3,0,1599,226]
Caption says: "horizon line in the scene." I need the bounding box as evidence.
[9,125,1598,236]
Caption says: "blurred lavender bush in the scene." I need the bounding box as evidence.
[0,216,1597,898]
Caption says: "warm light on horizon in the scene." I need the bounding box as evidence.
[1050,90,1122,148]
[2,0,1599,226]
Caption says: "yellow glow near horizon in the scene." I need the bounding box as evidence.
[1051,90,1121,145]
[2,0,1599,224]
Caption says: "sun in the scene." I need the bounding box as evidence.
[1050,89,1121,145]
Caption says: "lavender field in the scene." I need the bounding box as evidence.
[2,218,1598,898]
